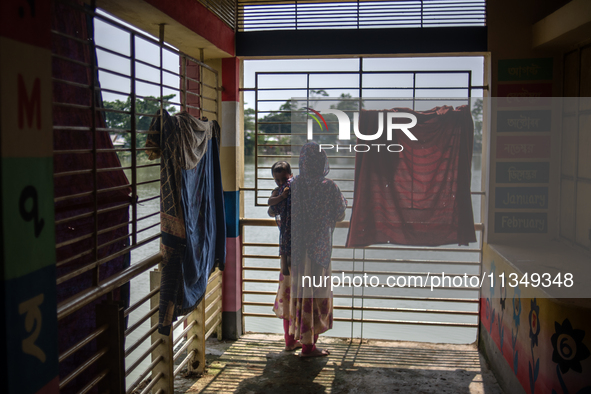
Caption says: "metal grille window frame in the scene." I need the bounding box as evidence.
[246,66,483,206]
[237,0,487,32]
[240,59,487,342]
[51,1,222,392]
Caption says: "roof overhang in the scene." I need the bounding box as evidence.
[533,0,591,50]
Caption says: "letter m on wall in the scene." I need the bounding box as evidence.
[18,74,41,130]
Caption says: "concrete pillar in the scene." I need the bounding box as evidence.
[220,57,243,339]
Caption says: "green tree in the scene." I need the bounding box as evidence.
[103,94,178,155]
[244,106,256,157]
[471,98,483,153]
[329,93,363,112]
[257,101,296,135]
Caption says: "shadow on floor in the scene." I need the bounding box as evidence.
[175,334,504,394]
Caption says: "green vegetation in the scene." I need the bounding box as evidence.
[103,94,178,159]
[244,91,360,157]
[471,98,483,153]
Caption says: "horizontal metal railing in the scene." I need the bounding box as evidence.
[199,0,237,30]
[237,0,486,31]
[53,1,221,393]
[240,218,483,339]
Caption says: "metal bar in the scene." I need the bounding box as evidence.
[124,305,159,337]
[204,281,223,301]
[58,253,161,320]
[172,313,191,332]
[125,356,163,394]
[243,254,480,265]
[204,305,222,328]
[136,179,160,186]
[137,211,161,223]
[56,233,160,285]
[136,221,161,235]
[242,290,478,303]
[76,368,109,394]
[244,301,478,315]
[59,347,108,389]
[205,316,222,340]
[55,232,93,249]
[207,269,223,284]
[125,286,160,317]
[205,294,223,315]
[124,322,159,358]
[173,350,195,377]
[124,338,163,377]
[182,55,187,112]
[172,321,196,347]
[139,371,164,394]
[243,313,477,327]
[51,52,91,69]
[255,72,259,202]
[173,334,197,362]
[52,77,90,90]
[56,201,131,225]
[59,324,108,363]
[241,220,483,241]
[243,277,479,291]
[130,32,138,247]
[56,249,94,267]
[85,2,100,288]
[138,194,160,204]
[51,27,91,45]
[199,48,204,118]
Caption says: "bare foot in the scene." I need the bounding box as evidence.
[284,342,302,351]
[299,348,330,358]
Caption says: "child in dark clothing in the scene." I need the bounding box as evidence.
[268,161,292,276]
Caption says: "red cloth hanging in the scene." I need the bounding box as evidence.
[345,106,476,248]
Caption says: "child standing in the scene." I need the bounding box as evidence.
[268,161,292,276]
[268,161,300,351]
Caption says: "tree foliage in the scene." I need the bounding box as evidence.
[244,106,256,157]
[471,98,483,153]
[103,94,178,153]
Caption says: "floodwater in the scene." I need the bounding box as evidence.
[120,152,483,389]
[241,153,483,344]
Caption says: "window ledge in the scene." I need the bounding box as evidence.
[488,240,591,309]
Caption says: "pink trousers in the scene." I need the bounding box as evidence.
[283,319,318,353]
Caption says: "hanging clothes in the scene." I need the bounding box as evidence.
[146,111,226,335]
[346,106,476,248]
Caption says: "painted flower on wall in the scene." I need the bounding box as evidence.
[529,298,540,348]
[499,280,507,311]
[528,299,540,394]
[551,318,590,374]
[513,286,522,327]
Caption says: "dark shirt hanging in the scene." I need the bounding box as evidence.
[146,111,226,335]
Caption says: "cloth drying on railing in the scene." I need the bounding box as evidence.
[146,110,226,336]
[346,106,476,248]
